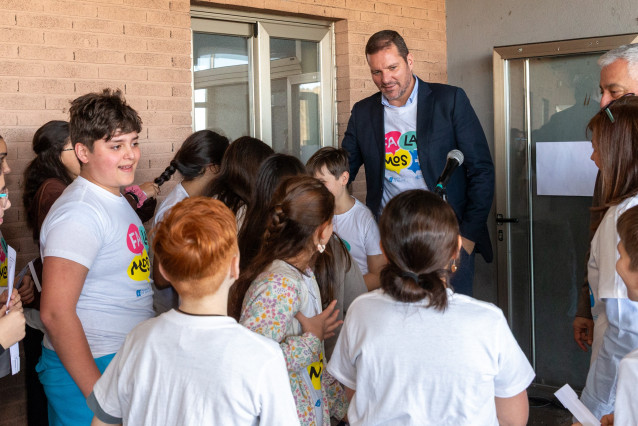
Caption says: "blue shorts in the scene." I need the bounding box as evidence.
[36,345,115,426]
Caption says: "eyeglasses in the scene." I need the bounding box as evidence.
[0,189,9,208]
[62,148,74,152]
[602,93,635,123]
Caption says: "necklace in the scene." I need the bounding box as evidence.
[177,308,225,317]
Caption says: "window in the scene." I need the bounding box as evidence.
[191,8,335,162]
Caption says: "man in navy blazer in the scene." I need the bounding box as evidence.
[342,30,494,295]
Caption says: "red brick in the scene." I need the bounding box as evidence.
[0,94,45,110]
[147,125,192,140]
[123,0,170,9]
[146,10,190,28]
[171,55,191,69]
[125,52,172,67]
[0,114,17,126]
[98,35,147,52]
[16,13,74,29]
[138,141,175,154]
[47,1,98,18]
[146,38,190,54]
[0,11,17,25]
[98,65,147,81]
[72,18,124,35]
[148,97,192,111]
[74,81,126,96]
[0,27,43,44]
[19,44,74,61]
[171,113,191,125]
[19,78,75,95]
[0,0,45,12]
[97,5,147,23]
[375,2,402,15]
[169,0,190,12]
[147,68,190,83]
[75,49,126,64]
[122,96,148,113]
[360,11,389,23]
[17,109,67,126]
[138,111,173,126]
[171,84,191,97]
[125,82,172,97]
[0,61,45,77]
[169,28,190,40]
[124,23,171,39]
[44,31,99,48]
[43,62,99,79]
[45,96,74,111]
[402,6,430,19]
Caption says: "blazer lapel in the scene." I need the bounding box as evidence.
[417,79,435,189]
[373,93,385,163]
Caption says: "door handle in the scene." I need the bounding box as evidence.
[496,214,519,224]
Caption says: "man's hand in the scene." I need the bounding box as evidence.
[572,316,594,351]
[461,237,475,254]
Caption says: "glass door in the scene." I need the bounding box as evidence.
[493,34,638,390]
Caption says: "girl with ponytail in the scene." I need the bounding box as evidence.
[151,130,228,312]
[152,130,229,225]
[327,190,534,426]
[238,176,348,425]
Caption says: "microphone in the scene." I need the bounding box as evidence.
[435,150,464,197]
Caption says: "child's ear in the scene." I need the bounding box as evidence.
[229,253,240,281]
[340,171,349,186]
[75,143,90,165]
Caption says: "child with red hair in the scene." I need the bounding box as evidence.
[88,197,298,425]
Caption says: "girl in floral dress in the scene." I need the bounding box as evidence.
[238,176,347,425]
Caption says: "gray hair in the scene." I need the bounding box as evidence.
[598,43,638,80]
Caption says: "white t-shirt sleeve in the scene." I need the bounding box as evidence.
[493,313,535,398]
[258,351,301,425]
[614,350,638,425]
[41,204,103,269]
[92,349,125,420]
[363,212,382,257]
[326,312,357,390]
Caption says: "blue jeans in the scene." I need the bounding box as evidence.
[449,247,475,296]
[36,345,115,426]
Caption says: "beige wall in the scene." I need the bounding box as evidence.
[0,0,447,268]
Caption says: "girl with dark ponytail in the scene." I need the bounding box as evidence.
[153,130,229,225]
[151,130,228,312]
[327,190,534,426]
[238,176,348,425]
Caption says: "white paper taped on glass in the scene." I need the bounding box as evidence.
[535,141,598,197]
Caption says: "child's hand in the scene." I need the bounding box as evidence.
[18,275,36,305]
[0,303,25,349]
[0,289,21,310]
[295,300,342,341]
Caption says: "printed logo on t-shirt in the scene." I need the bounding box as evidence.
[307,352,323,390]
[0,237,7,286]
[126,224,151,283]
[341,238,351,252]
[385,130,422,176]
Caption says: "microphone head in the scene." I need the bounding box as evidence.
[447,149,464,165]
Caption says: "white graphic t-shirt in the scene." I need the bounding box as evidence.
[382,79,427,211]
[333,198,381,274]
[40,177,154,357]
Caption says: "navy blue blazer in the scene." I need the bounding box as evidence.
[342,78,495,262]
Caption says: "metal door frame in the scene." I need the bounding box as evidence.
[492,34,638,369]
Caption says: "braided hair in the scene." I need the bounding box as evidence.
[154,130,229,187]
[229,175,334,319]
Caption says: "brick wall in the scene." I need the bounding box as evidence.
[0,0,447,267]
[0,0,194,267]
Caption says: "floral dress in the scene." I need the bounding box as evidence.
[240,260,347,425]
